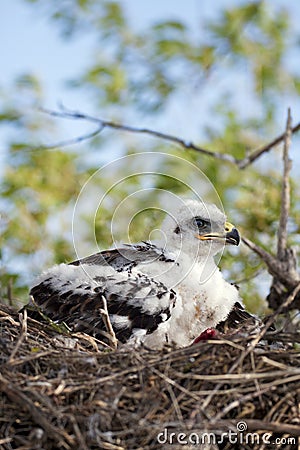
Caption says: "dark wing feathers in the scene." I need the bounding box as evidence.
[70,242,175,270]
[216,302,263,333]
[28,268,176,345]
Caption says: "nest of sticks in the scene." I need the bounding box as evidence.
[0,302,299,450]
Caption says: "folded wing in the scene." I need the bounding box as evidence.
[28,259,177,346]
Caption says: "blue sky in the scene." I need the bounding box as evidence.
[0,0,231,98]
[1,0,300,164]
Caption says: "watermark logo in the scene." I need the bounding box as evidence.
[157,421,296,446]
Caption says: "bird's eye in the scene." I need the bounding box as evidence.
[193,217,208,230]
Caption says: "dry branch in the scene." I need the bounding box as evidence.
[242,109,300,310]
[242,237,299,289]
[277,108,292,259]
[40,106,300,169]
[100,295,118,350]
[7,307,28,362]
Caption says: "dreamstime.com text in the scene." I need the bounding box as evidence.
[157,422,296,446]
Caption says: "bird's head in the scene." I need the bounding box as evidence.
[160,200,240,260]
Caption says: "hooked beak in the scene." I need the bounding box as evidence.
[196,222,240,246]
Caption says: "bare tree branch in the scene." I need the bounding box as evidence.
[39,107,105,149]
[237,120,300,169]
[267,109,300,309]
[99,295,118,350]
[8,308,28,363]
[40,106,237,164]
[277,108,292,259]
[242,109,300,310]
[228,282,300,376]
[242,237,298,288]
[40,106,300,169]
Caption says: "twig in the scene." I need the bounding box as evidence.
[40,106,237,164]
[265,109,300,310]
[230,283,300,372]
[0,374,75,448]
[242,110,300,309]
[69,415,89,450]
[8,308,28,362]
[0,438,12,445]
[238,120,300,169]
[277,108,292,260]
[213,384,275,422]
[178,369,300,382]
[71,331,112,351]
[241,237,298,288]
[39,106,105,148]
[265,391,295,422]
[166,383,184,423]
[150,366,205,403]
[99,295,118,350]
[202,283,300,412]
[39,106,300,169]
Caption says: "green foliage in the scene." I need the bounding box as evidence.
[210,1,292,96]
[2,150,80,252]
[1,1,300,311]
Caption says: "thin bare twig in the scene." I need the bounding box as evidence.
[242,237,299,288]
[202,283,300,412]
[100,295,118,350]
[242,110,299,310]
[8,308,28,362]
[238,120,300,169]
[40,106,237,164]
[230,282,300,372]
[213,384,276,422]
[242,283,300,358]
[40,106,300,169]
[40,107,105,149]
[149,366,205,403]
[277,108,292,260]
[266,109,300,310]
